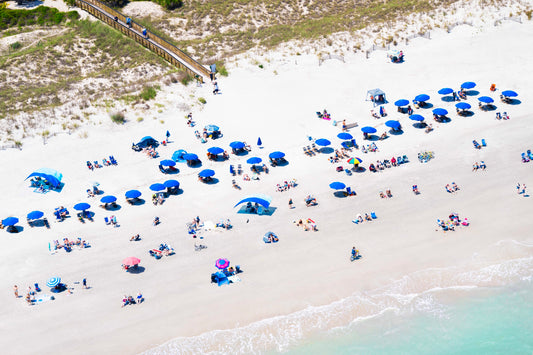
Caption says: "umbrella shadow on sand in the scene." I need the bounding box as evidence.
[7,225,23,233]
[319,147,334,154]
[506,99,521,105]
[128,198,146,206]
[126,266,145,274]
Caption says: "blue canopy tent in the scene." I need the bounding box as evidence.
[501,90,518,97]
[172,150,187,162]
[207,147,224,155]
[205,125,219,133]
[438,88,453,95]
[234,194,272,209]
[315,139,331,147]
[125,190,141,199]
[25,168,63,188]
[136,136,158,148]
[461,82,476,89]
[394,99,409,107]
[414,94,430,102]
[456,102,471,110]
[366,89,387,106]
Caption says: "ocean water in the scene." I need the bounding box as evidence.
[284,281,533,355]
[145,240,533,355]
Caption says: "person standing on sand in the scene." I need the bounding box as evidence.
[82,278,87,289]
[14,285,19,298]
[517,183,521,194]
[521,184,527,195]
[288,198,294,209]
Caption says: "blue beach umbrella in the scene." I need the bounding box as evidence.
[149,183,165,192]
[125,190,141,199]
[246,157,262,165]
[478,96,494,104]
[208,147,224,155]
[455,102,471,110]
[361,126,377,134]
[501,90,518,97]
[100,195,117,204]
[27,211,44,220]
[337,132,353,140]
[46,277,61,288]
[183,153,198,161]
[73,203,90,211]
[409,114,425,121]
[432,108,448,116]
[199,169,215,178]
[329,182,346,190]
[230,141,245,149]
[415,94,430,102]
[385,120,401,129]
[172,150,187,162]
[438,88,453,95]
[315,139,331,147]
[2,217,19,226]
[163,180,180,188]
[394,99,409,107]
[269,151,285,159]
[461,82,476,89]
[160,159,176,167]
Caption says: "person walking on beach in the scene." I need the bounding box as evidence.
[521,184,527,195]
[14,285,19,298]
[82,278,87,289]
[517,182,521,194]
[288,198,294,209]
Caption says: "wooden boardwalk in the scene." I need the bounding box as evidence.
[75,0,210,82]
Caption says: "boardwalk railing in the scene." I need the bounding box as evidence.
[494,16,522,26]
[74,0,210,82]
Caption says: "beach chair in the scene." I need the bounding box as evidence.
[312,143,319,153]
[306,146,314,156]
[237,164,242,175]
[473,140,481,149]
[109,155,118,165]
[371,212,377,219]
[346,187,355,196]
[481,139,486,147]
[352,219,359,224]
[528,150,533,160]
[397,156,404,164]
[521,153,530,163]
[104,217,110,225]
[402,155,409,163]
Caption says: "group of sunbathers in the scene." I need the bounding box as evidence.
[352,212,376,224]
[294,218,318,231]
[122,293,144,307]
[472,161,487,171]
[149,243,174,258]
[361,143,379,153]
[445,183,460,193]
[53,238,90,252]
[130,234,141,241]
[152,193,164,205]
[105,215,118,227]
[305,195,318,206]
[412,185,420,194]
[369,156,408,172]
[329,149,349,163]
[379,190,393,199]
[143,146,158,159]
[437,213,469,232]
[495,112,510,120]
[521,150,533,163]
[86,156,118,170]
[276,179,297,192]
[215,219,232,229]
[316,109,331,120]
[418,151,435,163]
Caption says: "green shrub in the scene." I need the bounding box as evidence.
[215,61,228,76]
[156,0,183,10]
[0,6,77,30]
[198,97,206,104]
[9,41,22,51]
[139,86,157,101]
[110,111,125,124]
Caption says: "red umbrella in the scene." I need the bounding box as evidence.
[122,256,141,266]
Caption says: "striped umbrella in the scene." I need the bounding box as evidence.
[46,276,61,288]
[122,257,141,266]
[347,157,363,165]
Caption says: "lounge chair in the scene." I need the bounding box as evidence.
[397,156,403,164]
[104,217,110,225]
[402,155,409,163]
[481,139,486,147]
[109,156,118,165]
[371,212,377,219]
[528,150,533,160]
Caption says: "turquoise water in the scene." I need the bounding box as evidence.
[284,281,533,355]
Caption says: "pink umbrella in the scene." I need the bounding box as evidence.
[122,256,141,266]
[215,258,230,269]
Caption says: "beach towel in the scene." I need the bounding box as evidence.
[34,294,54,304]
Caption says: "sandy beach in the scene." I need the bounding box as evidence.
[1,8,533,354]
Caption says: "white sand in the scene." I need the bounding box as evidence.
[1,17,533,355]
